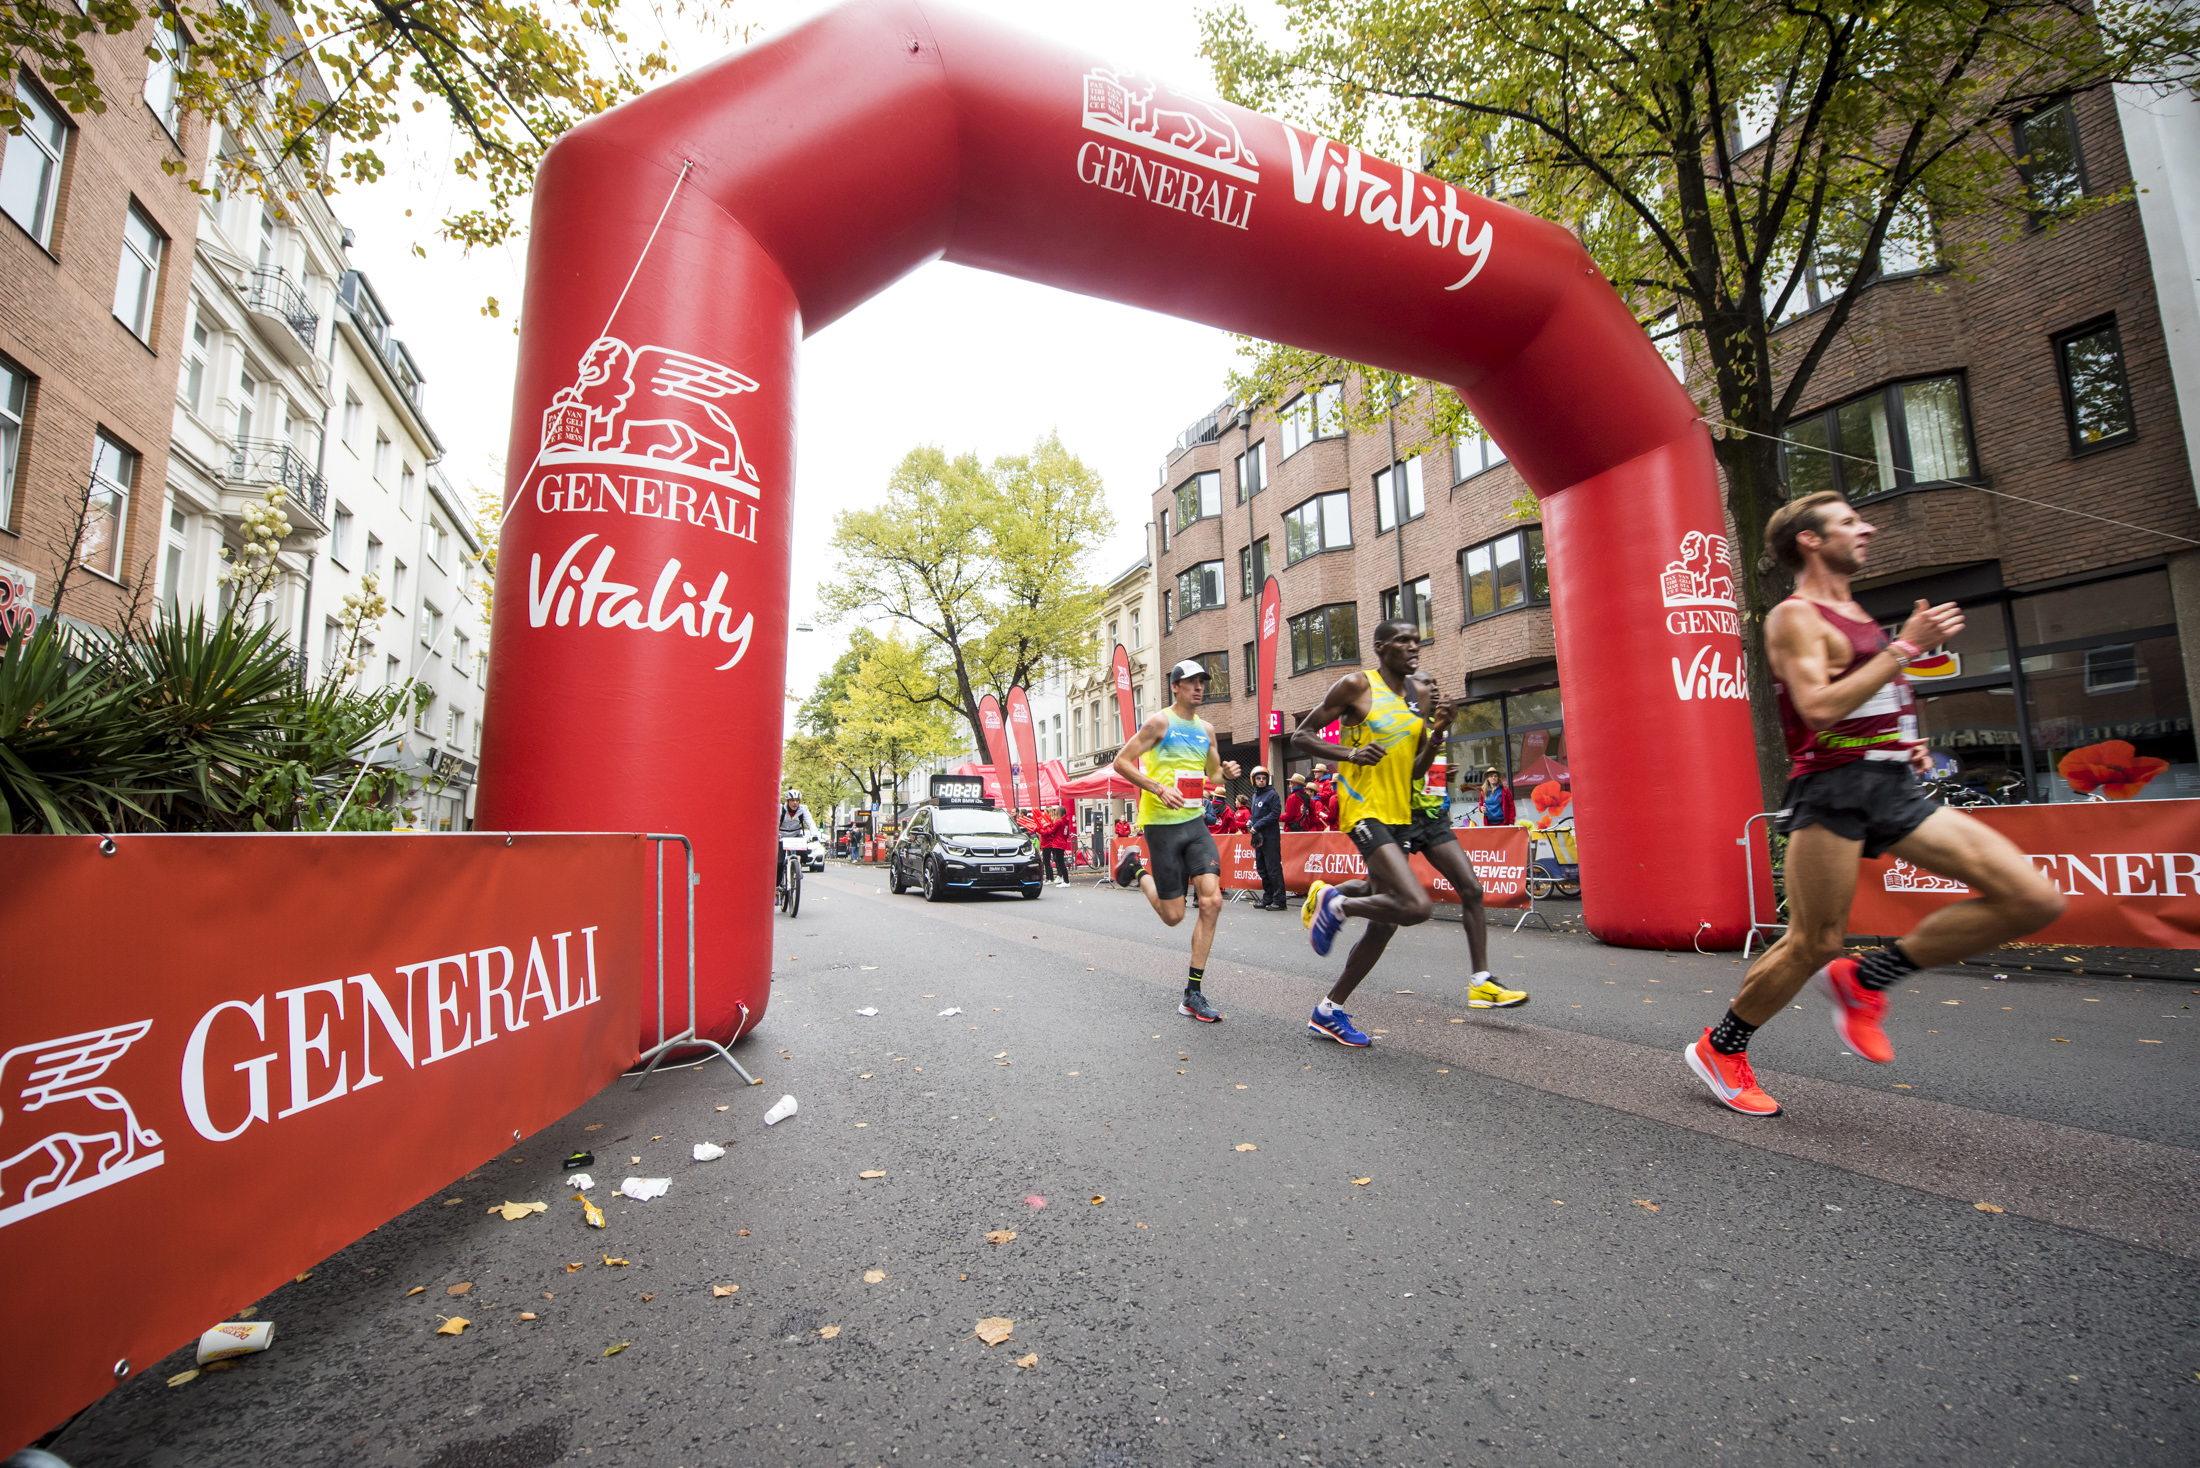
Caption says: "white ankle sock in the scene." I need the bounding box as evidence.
[1317,998,1341,1015]
[1473,970,1493,983]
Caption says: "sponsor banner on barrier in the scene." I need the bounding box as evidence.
[1110,829,1529,908]
[1848,799,2200,948]
[0,834,646,1450]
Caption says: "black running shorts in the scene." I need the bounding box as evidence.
[1397,811,1460,856]
[1145,817,1220,900]
[1779,758,1939,858]
[1346,816,1401,857]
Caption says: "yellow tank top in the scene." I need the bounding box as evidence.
[1137,713,1211,827]
[1335,670,1422,830]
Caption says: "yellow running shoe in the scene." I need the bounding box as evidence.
[1467,977,1529,1009]
[1301,880,1330,930]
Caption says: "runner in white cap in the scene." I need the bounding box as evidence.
[1112,659,1243,1022]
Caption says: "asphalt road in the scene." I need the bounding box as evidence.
[47,866,2200,1467]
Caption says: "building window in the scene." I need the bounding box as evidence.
[143,6,186,138]
[1280,383,1344,458]
[1236,443,1266,503]
[414,695,431,734]
[391,558,408,607]
[1176,560,1224,617]
[1,75,69,249]
[2083,643,2139,694]
[161,507,186,611]
[343,393,362,447]
[234,369,255,443]
[448,706,463,746]
[1289,603,1360,675]
[2054,317,2136,453]
[1283,491,1351,564]
[1452,432,1507,482]
[422,601,442,649]
[385,653,400,687]
[113,202,166,343]
[1374,456,1425,534]
[2016,99,2087,223]
[1129,608,1142,649]
[1239,536,1270,598]
[1243,639,1256,694]
[1073,704,1084,755]
[400,463,416,513]
[0,354,26,530]
[1106,617,1118,651]
[1782,374,1976,500]
[1381,575,1435,640]
[1174,470,1221,531]
[181,315,209,412]
[85,432,138,579]
[1189,651,1231,700]
[322,615,341,672]
[364,534,382,578]
[1460,528,1548,622]
[373,431,391,483]
[256,206,277,269]
[430,518,449,566]
[1161,587,1171,632]
[330,503,353,565]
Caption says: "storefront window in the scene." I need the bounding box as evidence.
[1443,686,1565,820]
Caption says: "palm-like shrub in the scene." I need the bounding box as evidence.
[0,609,419,834]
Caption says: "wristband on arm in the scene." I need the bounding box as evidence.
[1889,638,1922,666]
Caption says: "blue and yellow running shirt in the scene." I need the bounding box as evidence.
[1137,713,1212,827]
[1335,671,1423,830]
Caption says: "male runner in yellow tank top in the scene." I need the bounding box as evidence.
[1290,619,1525,1046]
[1112,659,1244,1022]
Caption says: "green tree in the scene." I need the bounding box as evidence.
[1201,0,2200,799]
[779,733,859,826]
[823,432,1112,753]
[833,633,964,817]
[1,0,740,254]
[795,627,882,742]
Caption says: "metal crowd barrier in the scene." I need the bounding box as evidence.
[1738,811,1787,959]
[630,833,759,1090]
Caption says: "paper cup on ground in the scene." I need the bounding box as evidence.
[763,1094,798,1125]
[196,1321,273,1364]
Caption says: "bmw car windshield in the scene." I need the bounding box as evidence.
[934,808,1019,836]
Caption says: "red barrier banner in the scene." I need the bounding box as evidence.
[1848,799,2200,947]
[1111,828,1530,908]
[0,833,646,1450]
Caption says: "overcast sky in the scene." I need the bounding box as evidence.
[332,0,1286,721]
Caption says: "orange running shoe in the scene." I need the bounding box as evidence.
[1812,957,1894,1063]
[1684,1030,1781,1117]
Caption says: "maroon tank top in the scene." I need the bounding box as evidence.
[1774,599,1917,778]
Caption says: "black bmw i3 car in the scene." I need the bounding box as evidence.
[888,802,1043,901]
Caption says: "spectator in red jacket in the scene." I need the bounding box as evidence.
[1039,805,1074,886]
[1284,773,1317,831]
[1478,767,1517,827]
[1313,770,1339,831]
[1225,795,1252,833]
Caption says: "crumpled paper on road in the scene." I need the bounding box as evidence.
[617,1177,670,1201]
[692,1142,726,1161]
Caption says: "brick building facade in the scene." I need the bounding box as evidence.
[2,23,207,628]
[1153,80,2200,811]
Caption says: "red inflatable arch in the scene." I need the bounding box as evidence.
[476,0,1761,1044]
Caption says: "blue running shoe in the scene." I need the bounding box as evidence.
[1307,884,1346,957]
[1307,1005,1370,1046]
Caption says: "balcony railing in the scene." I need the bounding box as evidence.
[247,265,318,352]
[1173,398,1237,454]
[228,437,327,519]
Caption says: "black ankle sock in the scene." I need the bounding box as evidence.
[1187,968,1204,990]
[1854,942,1918,992]
[1708,1008,1758,1056]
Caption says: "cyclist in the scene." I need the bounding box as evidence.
[776,789,819,894]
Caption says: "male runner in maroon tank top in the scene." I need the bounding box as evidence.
[1684,491,2065,1116]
